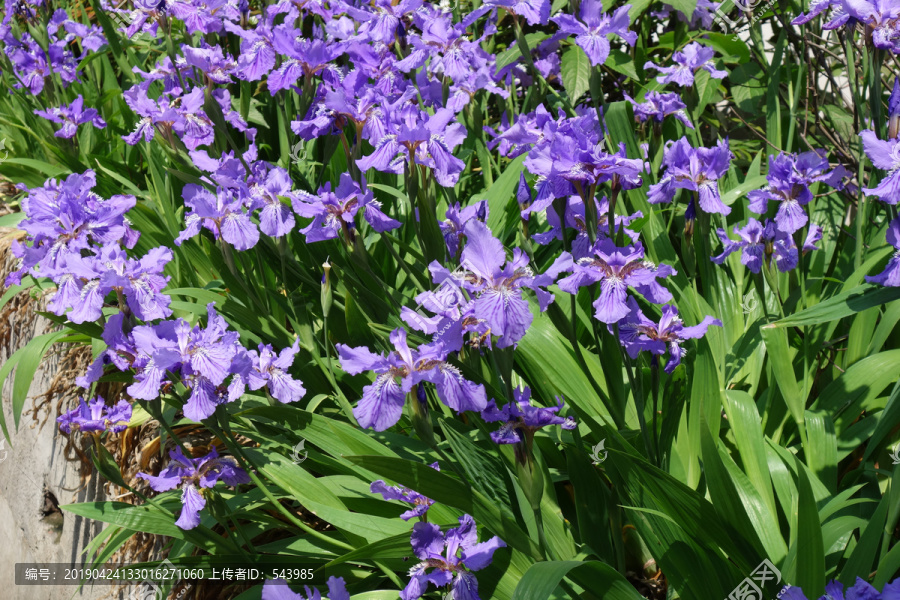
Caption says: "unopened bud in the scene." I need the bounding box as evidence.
[321,259,332,318]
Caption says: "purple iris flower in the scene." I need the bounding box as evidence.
[343,0,422,43]
[57,396,132,434]
[262,576,349,600]
[60,19,108,54]
[291,174,400,243]
[182,44,236,85]
[173,88,215,151]
[137,446,250,530]
[648,137,733,215]
[247,166,296,238]
[829,0,900,51]
[268,33,344,94]
[747,150,848,233]
[401,515,506,600]
[246,339,307,403]
[112,0,168,38]
[169,0,228,35]
[34,95,107,139]
[76,313,136,389]
[617,297,722,373]
[6,170,139,286]
[791,0,839,25]
[370,462,439,521]
[481,387,576,445]
[234,29,276,81]
[122,85,177,145]
[860,130,900,205]
[624,91,694,129]
[644,42,727,87]
[552,2,635,66]
[866,216,900,287]
[557,239,676,323]
[357,107,467,188]
[5,36,51,95]
[517,107,646,210]
[291,68,386,140]
[336,329,487,431]
[430,220,571,347]
[463,0,550,26]
[43,244,173,324]
[778,576,896,600]
[712,218,808,273]
[440,200,488,258]
[126,304,246,422]
[400,275,494,354]
[176,184,260,250]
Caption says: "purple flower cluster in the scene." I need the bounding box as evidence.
[408,220,570,350]
[357,107,467,188]
[77,304,306,422]
[402,515,506,600]
[57,396,132,434]
[710,149,845,275]
[6,171,139,286]
[396,14,510,112]
[137,446,250,530]
[0,7,106,95]
[4,171,173,323]
[123,84,254,151]
[176,154,307,250]
[511,107,645,211]
[174,151,402,250]
[337,329,486,431]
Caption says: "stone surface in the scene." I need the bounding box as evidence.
[0,229,112,600]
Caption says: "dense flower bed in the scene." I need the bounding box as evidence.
[1,0,899,598]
